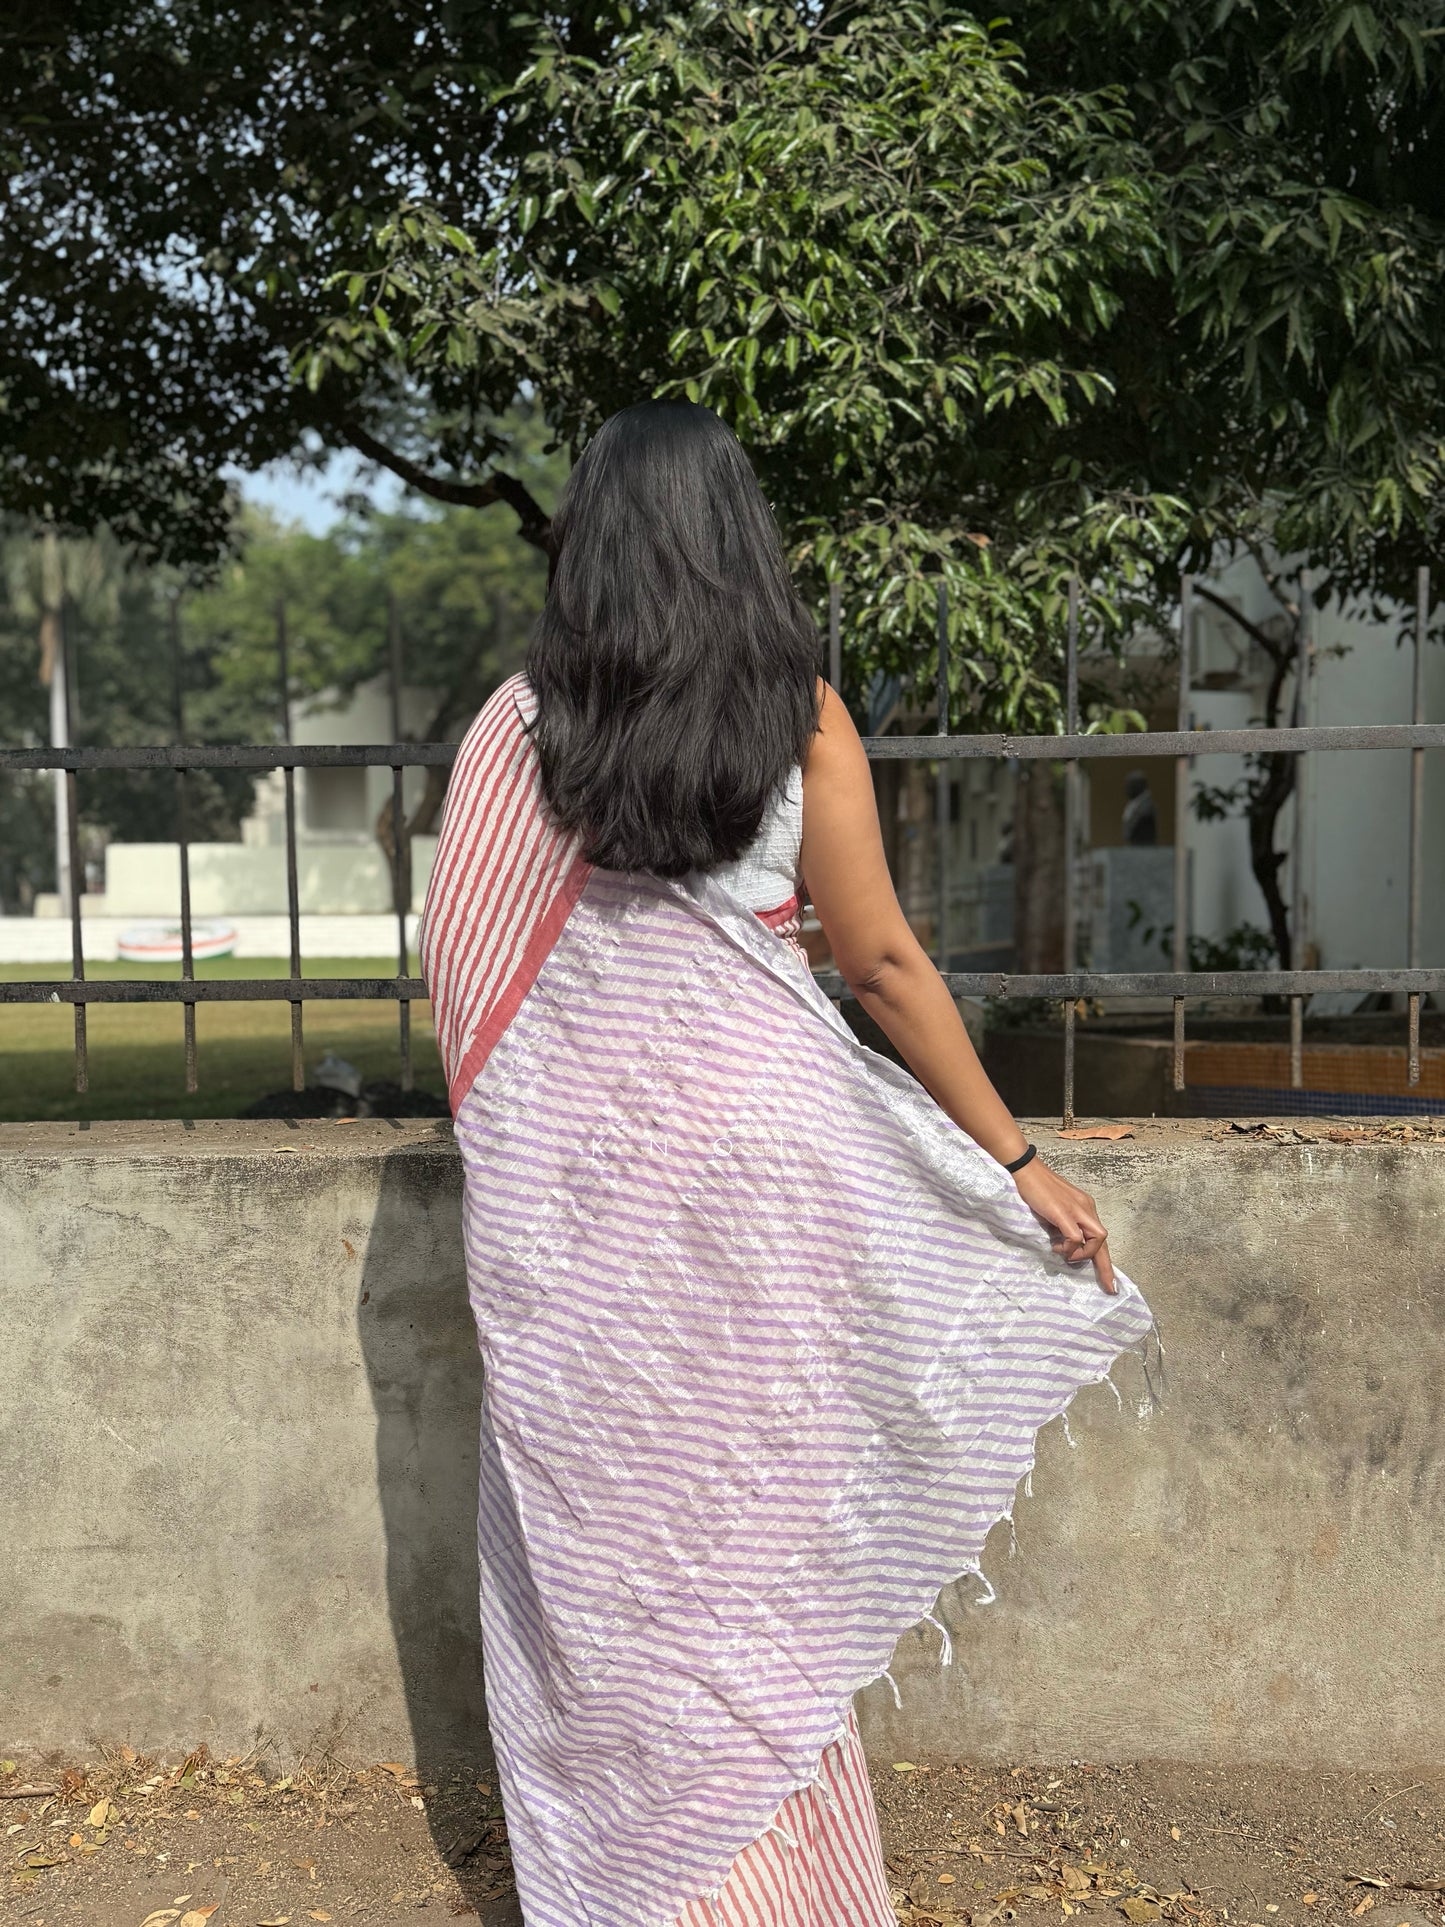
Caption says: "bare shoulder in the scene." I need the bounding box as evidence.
[804,681,868,783]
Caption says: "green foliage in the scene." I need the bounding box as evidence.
[4,0,1442,735]
[1126,901,1279,972]
[1021,0,1445,590]
[316,3,1194,729]
[0,0,605,562]
[0,497,551,904]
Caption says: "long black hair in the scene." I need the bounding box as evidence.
[525,400,821,876]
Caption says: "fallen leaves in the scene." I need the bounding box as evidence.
[178,1909,220,1927]
[1057,1125,1135,1142]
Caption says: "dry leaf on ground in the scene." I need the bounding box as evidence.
[1057,1125,1135,1141]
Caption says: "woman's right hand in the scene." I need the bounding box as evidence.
[1009,1156,1116,1294]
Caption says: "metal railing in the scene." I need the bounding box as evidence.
[816,566,1442,1121]
[1,570,1440,1119]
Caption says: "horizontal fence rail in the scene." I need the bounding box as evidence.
[4,721,1445,773]
[1,568,1437,1118]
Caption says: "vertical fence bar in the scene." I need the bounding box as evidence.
[171,597,197,1094]
[1289,584,1310,1090]
[1407,565,1428,1086]
[936,580,950,973]
[65,767,87,1094]
[828,581,842,695]
[1173,576,1192,1093]
[277,599,304,1092]
[1062,576,1080,1127]
[60,603,87,1094]
[388,592,413,1092]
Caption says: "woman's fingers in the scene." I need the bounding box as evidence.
[1091,1236,1117,1294]
[1049,1209,1116,1294]
[1012,1161,1117,1294]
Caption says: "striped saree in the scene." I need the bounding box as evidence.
[420,677,1158,1927]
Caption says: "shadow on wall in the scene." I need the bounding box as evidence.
[357,1143,520,1921]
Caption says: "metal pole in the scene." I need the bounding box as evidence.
[1407,565,1428,1085]
[1173,577,1192,1093]
[277,598,305,1093]
[1289,581,1310,1090]
[59,596,86,1093]
[44,534,72,922]
[171,597,197,1093]
[1063,576,1080,1126]
[388,591,413,1091]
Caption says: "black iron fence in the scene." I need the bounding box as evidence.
[1,569,1440,1121]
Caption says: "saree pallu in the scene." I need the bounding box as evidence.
[421,677,1159,1927]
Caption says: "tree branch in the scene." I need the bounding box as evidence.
[1192,581,1290,663]
[341,420,555,556]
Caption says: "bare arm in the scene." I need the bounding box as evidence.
[800,683,1116,1292]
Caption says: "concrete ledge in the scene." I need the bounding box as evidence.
[3,1118,1443,1771]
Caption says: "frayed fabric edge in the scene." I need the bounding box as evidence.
[663,1317,1165,1926]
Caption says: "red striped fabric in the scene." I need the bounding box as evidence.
[419,675,591,1110]
[669,1707,894,1927]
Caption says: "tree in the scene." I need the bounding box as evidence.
[184,452,557,866]
[0,494,553,908]
[0,0,619,565]
[1016,0,1445,961]
[6,0,1442,800]
[313,2,1192,729]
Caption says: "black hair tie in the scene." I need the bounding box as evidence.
[1003,1143,1036,1175]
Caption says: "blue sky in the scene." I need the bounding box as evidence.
[229,449,404,533]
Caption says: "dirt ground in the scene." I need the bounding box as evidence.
[6,1746,1445,1927]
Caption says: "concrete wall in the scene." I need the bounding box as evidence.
[3,1119,1442,1774]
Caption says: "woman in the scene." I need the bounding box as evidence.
[420,400,1156,1927]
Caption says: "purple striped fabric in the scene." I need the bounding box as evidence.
[451,865,1158,1925]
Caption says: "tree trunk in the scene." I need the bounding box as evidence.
[374,763,452,919]
[1012,760,1065,974]
[1247,751,1296,970]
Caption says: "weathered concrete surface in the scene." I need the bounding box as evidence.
[2,1117,1442,1772]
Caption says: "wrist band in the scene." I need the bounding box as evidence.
[1003,1143,1036,1175]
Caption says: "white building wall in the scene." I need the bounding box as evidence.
[98,676,448,919]
[102,837,439,919]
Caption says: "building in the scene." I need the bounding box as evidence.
[81,678,443,922]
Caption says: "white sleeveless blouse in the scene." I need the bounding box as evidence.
[709,766,804,918]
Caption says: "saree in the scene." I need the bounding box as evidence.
[420,676,1159,1927]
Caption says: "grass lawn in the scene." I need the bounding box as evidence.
[0,956,442,1123]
